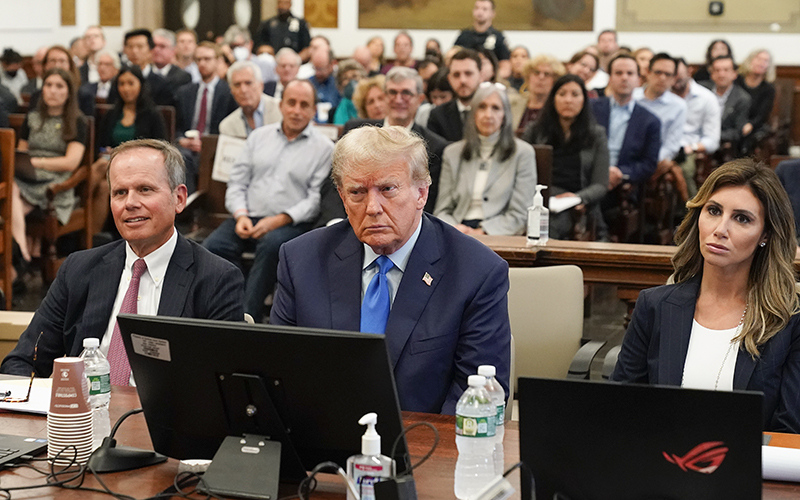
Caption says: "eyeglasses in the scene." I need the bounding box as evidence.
[386,89,417,99]
[651,70,675,77]
[479,81,506,91]
[531,70,554,78]
[0,332,42,403]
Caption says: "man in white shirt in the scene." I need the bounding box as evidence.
[0,139,244,381]
[80,25,106,84]
[81,49,120,100]
[267,47,301,99]
[175,28,201,83]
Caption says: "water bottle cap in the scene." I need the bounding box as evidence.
[468,375,487,387]
[83,338,100,349]
[477,365,496,377]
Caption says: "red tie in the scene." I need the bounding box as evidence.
[108,259,147,386]
[196,87,209,135]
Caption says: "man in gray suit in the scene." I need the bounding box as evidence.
[1,139,244,379]
[699,55,751,152]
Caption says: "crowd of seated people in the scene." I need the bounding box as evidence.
[0,0,787,307]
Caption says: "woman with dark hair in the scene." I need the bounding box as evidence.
[476,47,499,83]
[612,159,800,433]
[415,67,453,128]
[507,46,530,91]
[694,39,733,82]
[13,68,88,266]
[737,49,776,155]
[523,74,609,240]
[566,50,599,98]
[434,83,536,235]
[91,65,168,234]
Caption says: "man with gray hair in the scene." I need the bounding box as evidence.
[223,24,278,85]
[80,49,120,99]
[1,139,244,382]
[152,28,192,89]
[219,60,282,138]
[79,25,106,84]
[266,47,301,98]
[342,66,449,212]
[271,126,511,414]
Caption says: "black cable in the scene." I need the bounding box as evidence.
[297,461,343,500]
[389,421,439,477]
[109,408,143,439]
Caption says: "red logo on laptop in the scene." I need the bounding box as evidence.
[663,441,729,474]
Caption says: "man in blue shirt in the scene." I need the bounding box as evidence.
[308,48,339,123]
[204,80,333,321]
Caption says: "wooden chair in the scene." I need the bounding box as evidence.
[0,129,15,309]
[644,169,678,245]
[533,144,552,208]
[178,135,230,242]
[9,113,96,283]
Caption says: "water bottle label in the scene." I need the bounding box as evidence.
[88,374,111,396]
[496,404,505,426]
[455,414,496,438]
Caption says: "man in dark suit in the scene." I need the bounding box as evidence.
[591,53,660,240]
[427,49,482,142]
[176,41,238,193]
[0,139,244,379]
[122,28,178,107]
[698,55,751,153]
[152,29,192,90]
[80,49,119,100]
[271,126,510,414]
[341,66,449,216]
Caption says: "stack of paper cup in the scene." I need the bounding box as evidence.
[47,357,93,465]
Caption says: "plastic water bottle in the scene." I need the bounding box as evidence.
[478,365,506,476]
[454,375,497,500]
[80,338,111,450]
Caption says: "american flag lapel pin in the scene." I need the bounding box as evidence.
[422,272,433,286]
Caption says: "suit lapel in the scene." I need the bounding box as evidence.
[158,234,193,316]
[660,278,700,385]
[733,344,758,390]
[83,244,127,340]
[384,216,442,368]
[485,156,510,192]
[330,226,363,332]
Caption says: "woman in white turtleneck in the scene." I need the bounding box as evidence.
[434,82,537,235]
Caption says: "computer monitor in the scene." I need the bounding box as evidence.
[116,315,409,494]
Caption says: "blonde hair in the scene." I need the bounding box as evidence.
[672,158,799,356]
[521,54,566,92]
[738,49,775,83]
[352,75,385,119]
[332,126,430,188]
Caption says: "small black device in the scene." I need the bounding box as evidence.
[709,1,724,16]
[117,315,411,499]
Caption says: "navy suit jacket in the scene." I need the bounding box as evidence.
[176,80,237,137]
[427,100,464,143]
[270,215,511,414]
[342,119,449,212]
[0,234,245,377]
[591,97,661,184]
[264,81,278,97]
[611,277,800,433]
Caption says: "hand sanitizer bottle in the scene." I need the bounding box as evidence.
[346,412,395,500]
[527,184,549,247]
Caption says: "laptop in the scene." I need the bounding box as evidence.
[517,377,763,500]
[0,434,47,467]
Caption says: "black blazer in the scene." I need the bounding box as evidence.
[96,106,168,150]
[341,118,450,212]
[176,80,238,137]
[264,81,278,97]
[427,100,464,142]
[0,234,245,377]
[611,276,800,433]
[163,65,192,90]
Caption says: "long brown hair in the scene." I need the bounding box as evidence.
[35,68,81,142]
[672,158,799,356]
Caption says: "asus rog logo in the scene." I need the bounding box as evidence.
[663,441,729,474]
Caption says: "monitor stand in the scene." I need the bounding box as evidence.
[201,373,307,500]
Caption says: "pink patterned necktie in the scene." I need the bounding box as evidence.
[108,259,147,386]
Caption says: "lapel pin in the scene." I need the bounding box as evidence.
[422,272,433,286]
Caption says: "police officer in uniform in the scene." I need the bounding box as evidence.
[256,0,311,61]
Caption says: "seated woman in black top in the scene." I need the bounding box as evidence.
[737,49,776,155]
[91,65,167,235]
[523,74,609,240]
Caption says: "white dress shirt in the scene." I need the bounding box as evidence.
[361,217,423,306]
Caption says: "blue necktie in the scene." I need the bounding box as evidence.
[361,256,394,334]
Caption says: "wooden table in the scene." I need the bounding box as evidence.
[1,386,799,499]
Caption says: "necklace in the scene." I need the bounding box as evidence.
[714,303,748,391]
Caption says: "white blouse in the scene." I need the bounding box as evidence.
[682,319,741,391]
